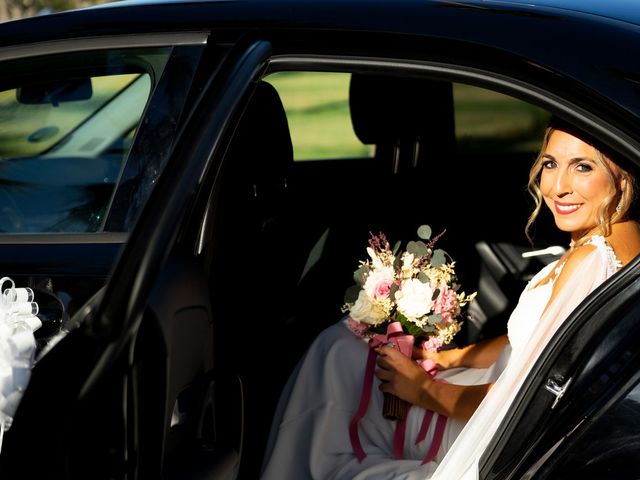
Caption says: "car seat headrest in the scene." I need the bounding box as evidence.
[348,73,455,162]
[225,81,293,198]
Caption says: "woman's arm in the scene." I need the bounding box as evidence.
[376,345,491,421]
[415,334,509,370]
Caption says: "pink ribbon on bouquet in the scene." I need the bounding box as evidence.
[348,321,448,464]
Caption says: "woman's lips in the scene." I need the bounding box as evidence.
[554,201,581,215]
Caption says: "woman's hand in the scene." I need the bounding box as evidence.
[375,345,431,406]
[412,335,510,370]
[376,344,493,420]
[412,345,456,370]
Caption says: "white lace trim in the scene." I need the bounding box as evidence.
[585,235,623,277]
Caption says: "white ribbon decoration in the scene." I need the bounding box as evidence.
[0,277,41,451]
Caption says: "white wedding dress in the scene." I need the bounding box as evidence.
[260,236,621,480]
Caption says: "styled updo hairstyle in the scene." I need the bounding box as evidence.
[525,117,637,244]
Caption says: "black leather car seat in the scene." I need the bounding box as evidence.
[210,80,323,479]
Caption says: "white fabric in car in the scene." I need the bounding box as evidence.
[260,236,618,479]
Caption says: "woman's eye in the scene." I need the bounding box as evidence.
[542,160,556,169]
[576,163,593,173]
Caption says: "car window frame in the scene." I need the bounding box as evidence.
[0,32,208,240]
[270,55,640,160]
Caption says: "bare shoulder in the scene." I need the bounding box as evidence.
[606,220,640,266]
[557,243,598,281]
[544,243,596,304]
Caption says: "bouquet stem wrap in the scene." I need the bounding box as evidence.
[382,392,408,420]
[376,323,414,420]
[349,322,447,463]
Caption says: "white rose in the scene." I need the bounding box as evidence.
[363,266,395,299]
[395,278,433,319]
[349,290,388,325]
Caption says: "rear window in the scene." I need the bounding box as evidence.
[266,71,374,161]
[454,83,550,154]
[268,72,548,162]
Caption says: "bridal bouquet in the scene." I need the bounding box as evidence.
[343,225,476,419]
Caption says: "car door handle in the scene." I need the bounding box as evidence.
[544,376,572,409]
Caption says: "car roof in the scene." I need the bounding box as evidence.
[86,0,640,28]
[2,0,640,157]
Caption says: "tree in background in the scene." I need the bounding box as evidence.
[1,0,109,20]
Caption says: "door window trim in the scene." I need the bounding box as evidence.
[267,55,640,165]
[0,32,208,62]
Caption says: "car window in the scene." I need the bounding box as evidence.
[454,83,550,155]
[266,71,374,161]
[267,72,549,162]
[0,47,170,233]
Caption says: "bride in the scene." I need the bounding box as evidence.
[260,118,640,480]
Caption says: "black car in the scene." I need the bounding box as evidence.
[0,0,638,478]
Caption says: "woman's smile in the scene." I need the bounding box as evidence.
[553,201,582,215]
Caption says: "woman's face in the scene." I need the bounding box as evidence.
[540,129,618,239]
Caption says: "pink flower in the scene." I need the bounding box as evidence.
[432,285,460,324]
[422,336,444,353]
[347,317,370,336]
[363,268,394,300]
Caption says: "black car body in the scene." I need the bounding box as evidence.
[0,0,638,478]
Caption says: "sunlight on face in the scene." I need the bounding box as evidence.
[540,129,617,239]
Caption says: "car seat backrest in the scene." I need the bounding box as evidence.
[349,72,455,173]
[210,80,321,478]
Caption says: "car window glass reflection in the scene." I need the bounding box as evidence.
[0,48,168,233]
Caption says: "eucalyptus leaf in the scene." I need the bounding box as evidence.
[430,249,447,267]
[390,283,399,300]
[407,240,428,257]
[344,285,361,304]
[392,240,401,255]
[418,271,430,284]
[417,224,432,240]
[427,314,442,325]
[399,315,424,337]
[353,265,369,285]
[421,325,436,335]
[431,288,440,300]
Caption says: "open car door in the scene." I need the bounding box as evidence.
[478,254,640,479]
[0,37,272,480]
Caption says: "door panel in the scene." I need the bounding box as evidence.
[0,37,213,479]
[0,37,274,479]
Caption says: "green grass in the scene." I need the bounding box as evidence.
[267,72,549,160]
[267,72,373,160]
